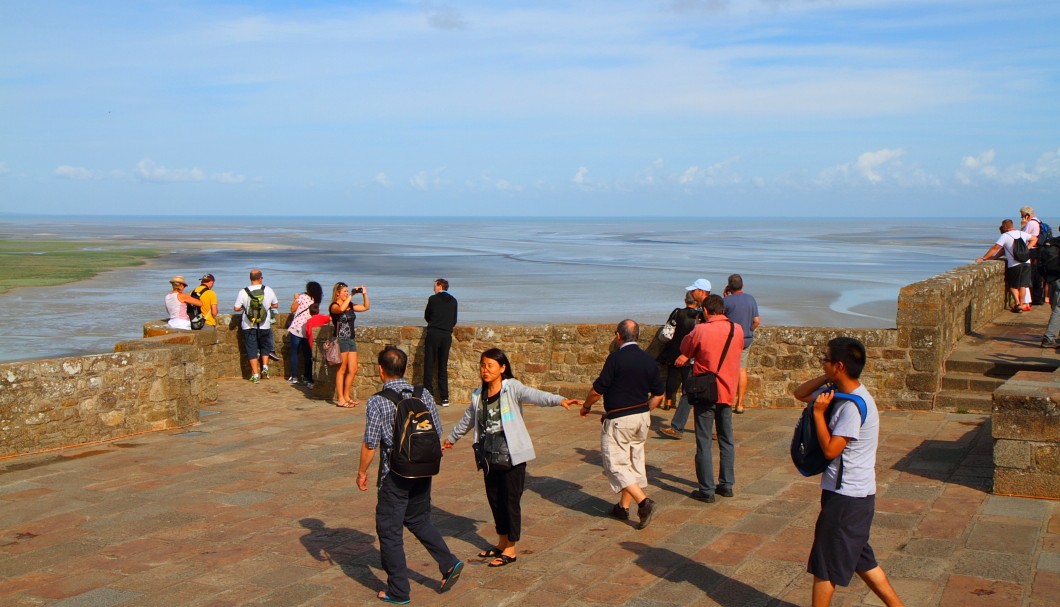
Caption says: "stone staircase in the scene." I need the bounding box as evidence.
[934,305,1059,412]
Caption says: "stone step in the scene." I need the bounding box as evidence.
[933,391,994,413]
[939,372,1007,393]
[943,356,1059,376]
[539,381,591,401]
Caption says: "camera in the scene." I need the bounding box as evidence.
[351,287,364,294]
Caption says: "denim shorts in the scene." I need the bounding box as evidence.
[338,337,357,353]
[242,328,274,359]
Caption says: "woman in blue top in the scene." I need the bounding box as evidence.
[443,348,580,568]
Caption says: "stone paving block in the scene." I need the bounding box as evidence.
[953,549,1032,583]
[881,553,949,580]
[938,574,1024,607]
[980,494,1053,519]
[863,578,938,607]
[1037,551,1060,573]
[901,537,960,558]
[966,518,1040,554]
[51,588,142,607]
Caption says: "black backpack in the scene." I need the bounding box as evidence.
[380,386,443,479]
[1039,236,1060,281]
[1011,233,1031,263]
[790,391,867,490]
[188,285,211,330]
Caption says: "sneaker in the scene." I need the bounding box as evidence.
[267,351,281,361]
[1043,338,1059,348]
[610,503,629,520]
[441,400,450,407]
[304,381,315,390]
[287,377,299,385]
[655,427,682,440]
[689,490,715,503]
[637,498,656,530]
[716,487,734,498]
[261,366,269,379]
[249,375,260,384]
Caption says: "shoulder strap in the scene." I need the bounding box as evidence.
[717,321,736,368]
[830,392,868,425]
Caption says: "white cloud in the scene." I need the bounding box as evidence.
[423,2,466,30]
[679,158,742,186]
[0,161,9,176]
[817,148,917,185]
[53,165,97,180]
[573,166,595,190]
[409,168,448,191]
[956,148,1060,185]
[134,159,246,184]
[136,159,205,183]
[374,172,391,187]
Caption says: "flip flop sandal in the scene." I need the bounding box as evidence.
[488,554,517,568]
[439,560,464,592]
[335,400,358,408]
[377,592,410,605]
[477,547,503,559]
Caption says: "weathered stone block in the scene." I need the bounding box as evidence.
[994,469,1060,499]
[994,439,1031,468]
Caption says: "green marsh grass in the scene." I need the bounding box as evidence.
[0,240,159,294]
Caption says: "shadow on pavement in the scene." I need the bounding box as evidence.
[621,541,800,607]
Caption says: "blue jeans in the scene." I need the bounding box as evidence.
[693,403,734,495]
[669,394,693,433]
[288,335,312,380]
[1045,278,1060,341]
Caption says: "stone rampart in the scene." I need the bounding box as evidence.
[992,370,1060,499]
[0,261,1006,457]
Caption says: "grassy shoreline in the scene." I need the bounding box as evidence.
[0,239,160,294]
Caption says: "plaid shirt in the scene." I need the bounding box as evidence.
[363,379,443,481]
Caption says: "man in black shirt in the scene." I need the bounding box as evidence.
[580,319,665,529]
[423,278,458,406]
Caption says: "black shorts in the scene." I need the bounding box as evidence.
[807,490,878,586]
[1005,264,1032,289]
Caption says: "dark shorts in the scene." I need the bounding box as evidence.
[808,490,878,586]
[241,328,274,360]
[338,337,357,353]
[1006,264,1032,289]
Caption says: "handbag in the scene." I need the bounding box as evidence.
[323,338,342,366]
[658,308,680,342]
[682,321,735,406]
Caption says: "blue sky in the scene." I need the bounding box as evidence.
[1,0,1058,217]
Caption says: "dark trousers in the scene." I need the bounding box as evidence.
[376,473,458,601]
[483,462,526,542]
[693,403,735,495]
[663,364,690,404]
[423,329,453,402]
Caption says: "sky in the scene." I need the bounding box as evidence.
[1,0,1058,217]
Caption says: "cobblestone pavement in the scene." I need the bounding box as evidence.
[2,323,1059,606]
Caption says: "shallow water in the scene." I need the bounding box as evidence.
[0,216,989,362]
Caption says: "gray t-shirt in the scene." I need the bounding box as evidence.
[816,384,879,498]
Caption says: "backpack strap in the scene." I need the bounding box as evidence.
[826,392,868,489]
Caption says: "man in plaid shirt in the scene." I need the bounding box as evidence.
[357,346,463,604]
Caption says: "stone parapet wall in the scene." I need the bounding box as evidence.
[0,340,201,456]
[992,370,1060,498]
[0,261,1008,458]
[898,261,1006,408]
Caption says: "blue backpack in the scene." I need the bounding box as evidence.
[790,391,867,490]
[1032,218,1054,244]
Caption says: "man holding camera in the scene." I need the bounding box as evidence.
[676,294,743,503]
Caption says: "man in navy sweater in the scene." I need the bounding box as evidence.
[580,319,665,530]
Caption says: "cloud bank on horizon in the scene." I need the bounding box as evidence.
[1,0,1057,217]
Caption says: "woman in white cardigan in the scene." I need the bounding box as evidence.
[443,348,580,568]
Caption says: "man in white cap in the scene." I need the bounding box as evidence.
[656,278,711,439]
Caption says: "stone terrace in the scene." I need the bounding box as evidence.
[2,374,1058,606]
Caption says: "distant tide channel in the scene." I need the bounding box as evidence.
[0,216,989,363]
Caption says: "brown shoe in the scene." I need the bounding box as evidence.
[637,498,656,530]
[655,427,682,440]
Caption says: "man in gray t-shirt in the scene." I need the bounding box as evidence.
[793,337,903,607]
